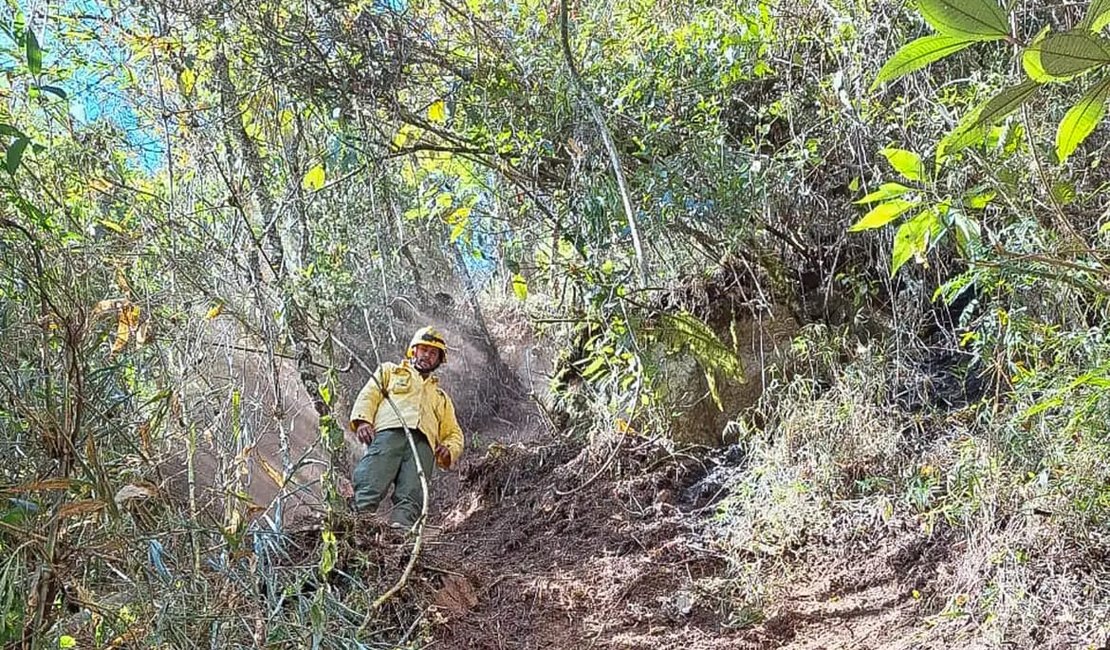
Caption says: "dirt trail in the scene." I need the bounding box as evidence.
[269,305,936,648]
[408,397,935,650]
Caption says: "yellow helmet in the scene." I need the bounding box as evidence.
[407,326,448,363]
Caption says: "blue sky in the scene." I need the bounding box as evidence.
[2,0,164,171]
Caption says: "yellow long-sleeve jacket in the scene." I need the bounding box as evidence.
[349,360,464,465]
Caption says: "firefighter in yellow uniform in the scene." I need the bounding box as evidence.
[349,327,464,529]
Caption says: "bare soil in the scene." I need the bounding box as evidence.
[269,305,950,649]
[312,398,944,650]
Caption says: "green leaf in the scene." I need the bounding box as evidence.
[579,354,608,380]
[1083,0,1110,32]
[5,137,29,174]
[849,199,919,231]
[512,273,528,300]
[99,219,126,234]
[38,85,66,100]
[659,311,745,391]
[1051,180,1077,204]
[891,209,945,275]
[854,182,912,204]
[59,636,76,649]
[939,80,1041,158]
[1025,31,1110,81]
[1023,27,1052,81]
[302,164,325,190]
[965,189,995,209]
[871,35,976,89]
[0,123,24,138]
[1056,76,1110,163]
[25,29,41,75]
[916,0,1009,40]
[880,148,927,181]
[950,210,982,254]
[319,530,336,576]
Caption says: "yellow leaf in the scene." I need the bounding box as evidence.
[92,298,125,319]
[259,458,285,488]
[179,67,196,96]
[1,478,74,494]
[112,305,140,354]
[115,268,132,296]
[428,99,447,123]
[57,500,106,519]
[303,164,326,191]
[447,206,471,223]
[392,124,423,150]
[280,108,295,131]
[512,273,528,301]
[205,303,223,320]
[615,418,637,435]
[100,219,126,235]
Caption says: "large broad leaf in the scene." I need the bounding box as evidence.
[1025,31,1110,81]
[1056,76,1110,163]
[25,29,41,75]
[880,148,927,181]
[916,0,1010,41]
[659,311,745,410]
[849,199,919,231]
[891,208,946,275]
[871,35,976,89]
[1022,27,1052,81]
[854,182,913,204]
[939,80,1042,158]
[302,164,325,190]
[4,137,29,174]
[1083,0,1110,33]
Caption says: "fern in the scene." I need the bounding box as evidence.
[658,311,745,410]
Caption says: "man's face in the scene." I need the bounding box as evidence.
[411,344,443,372]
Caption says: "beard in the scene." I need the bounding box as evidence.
[412,354,442,374]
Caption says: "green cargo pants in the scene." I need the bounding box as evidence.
[352,427,434,528]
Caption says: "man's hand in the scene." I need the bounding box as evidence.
[435,445,452,469]
[355,422,376,445]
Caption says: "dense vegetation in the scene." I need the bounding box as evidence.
[2,0,1109,646]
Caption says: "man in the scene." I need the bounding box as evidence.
[349,326,464,530]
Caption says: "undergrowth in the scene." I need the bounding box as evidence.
[701,323,1110,647]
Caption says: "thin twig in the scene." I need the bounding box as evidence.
[558,0,647,285]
